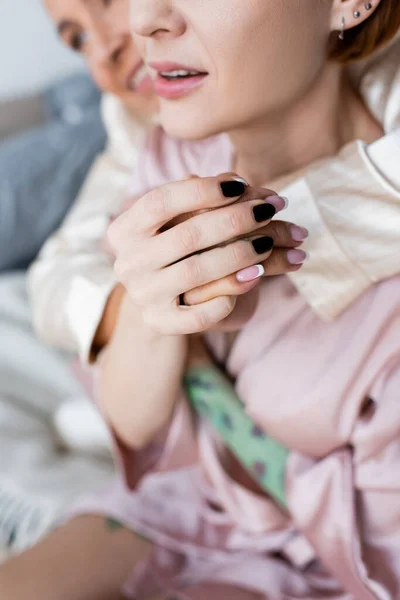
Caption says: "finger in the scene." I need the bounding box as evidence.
[183,270,262,306]
[113,215,304,279]
[259,247,309,277]
[249,220,309,248]
[215,288,260,332]
[108,173,279,248]
[152,235,275,299]
[145,296,237,335]
[155,197,287,268]
[182,243,309,306]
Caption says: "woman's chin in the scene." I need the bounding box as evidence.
[159,104,223,141]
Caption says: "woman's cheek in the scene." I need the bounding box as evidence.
[90,66,117,96]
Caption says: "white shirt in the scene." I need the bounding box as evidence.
[28,37,400,362]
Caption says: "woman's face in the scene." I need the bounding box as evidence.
[130,0,334,139]
[44,0,158,117]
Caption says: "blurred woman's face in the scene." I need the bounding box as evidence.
[44,0,158,118]
[130,0,335,139]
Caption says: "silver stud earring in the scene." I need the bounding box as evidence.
[338,16,345,40]
[353,10,361,18]
[365,2,372,9]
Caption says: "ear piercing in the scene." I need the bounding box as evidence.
[341,3,373,39]
[339,16,345,39]
[354,3,372,18]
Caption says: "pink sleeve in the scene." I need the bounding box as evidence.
[113,395,199,490]
[72,357,198,489]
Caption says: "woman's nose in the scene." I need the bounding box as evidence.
[130,0,185,40]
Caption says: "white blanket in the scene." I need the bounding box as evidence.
[0,272,114,558]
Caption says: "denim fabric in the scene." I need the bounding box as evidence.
[0,74,106,272]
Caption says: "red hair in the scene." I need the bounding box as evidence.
[328,1,400,63]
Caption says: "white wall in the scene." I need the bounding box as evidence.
[0,0,84,100]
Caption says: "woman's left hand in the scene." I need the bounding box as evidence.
[172,191,308,330]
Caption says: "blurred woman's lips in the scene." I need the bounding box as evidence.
[126,63,154,94]
[148,61,208,100]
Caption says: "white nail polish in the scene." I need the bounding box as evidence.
[253,264,265,277]
[280,196,289,209]
[236,263,265,282]
[287,249,310,265]
[233,176,249,186]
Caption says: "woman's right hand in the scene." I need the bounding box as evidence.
[107,174,300,335]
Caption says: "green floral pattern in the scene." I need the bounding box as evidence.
[184,366,289,508]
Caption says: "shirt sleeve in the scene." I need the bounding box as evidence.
[28,95,146,362]
[281,136,400,320]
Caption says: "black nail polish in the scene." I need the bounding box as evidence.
[252,236,274,254]
[220,180,246,198]
[253,203,276,223]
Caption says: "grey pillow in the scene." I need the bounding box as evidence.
[43,72,102,122]
[0,76,106,272]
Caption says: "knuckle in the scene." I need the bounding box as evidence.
[177,221,202,254]
[264,249,289,275]
[114,248,138,279]
[129,284,147,307]
[192,297,235,332]
[114,256,129,283]
[180,256,202,288]
[230,279,247,295]
[263,250,278,271]
[148,185,174,218]
[192,177,205,208]
[191,310,211,332]
[215,296,235,318]
[270,222,287,246]
[221,296,236,315]
[227,241,248,266]
[226,208,245,237]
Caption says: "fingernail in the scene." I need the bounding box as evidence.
[264,195,289,212]
[232,176,248,186]
[251,236,274,255]
[236,264,265,283]
[220,177,247,198]
[291,225,309,242]
[287,249,309,265]
[253,203,276,223]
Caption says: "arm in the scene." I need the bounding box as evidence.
[27,148,127,361]
[28,94,146,362]
[100,293,188,450]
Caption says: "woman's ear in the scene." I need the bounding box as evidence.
[330,0,383,34]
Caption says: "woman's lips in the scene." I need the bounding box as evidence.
[148,61,208,100]
[153,73,207,100]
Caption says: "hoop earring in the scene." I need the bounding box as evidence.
[338,17,345,40]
